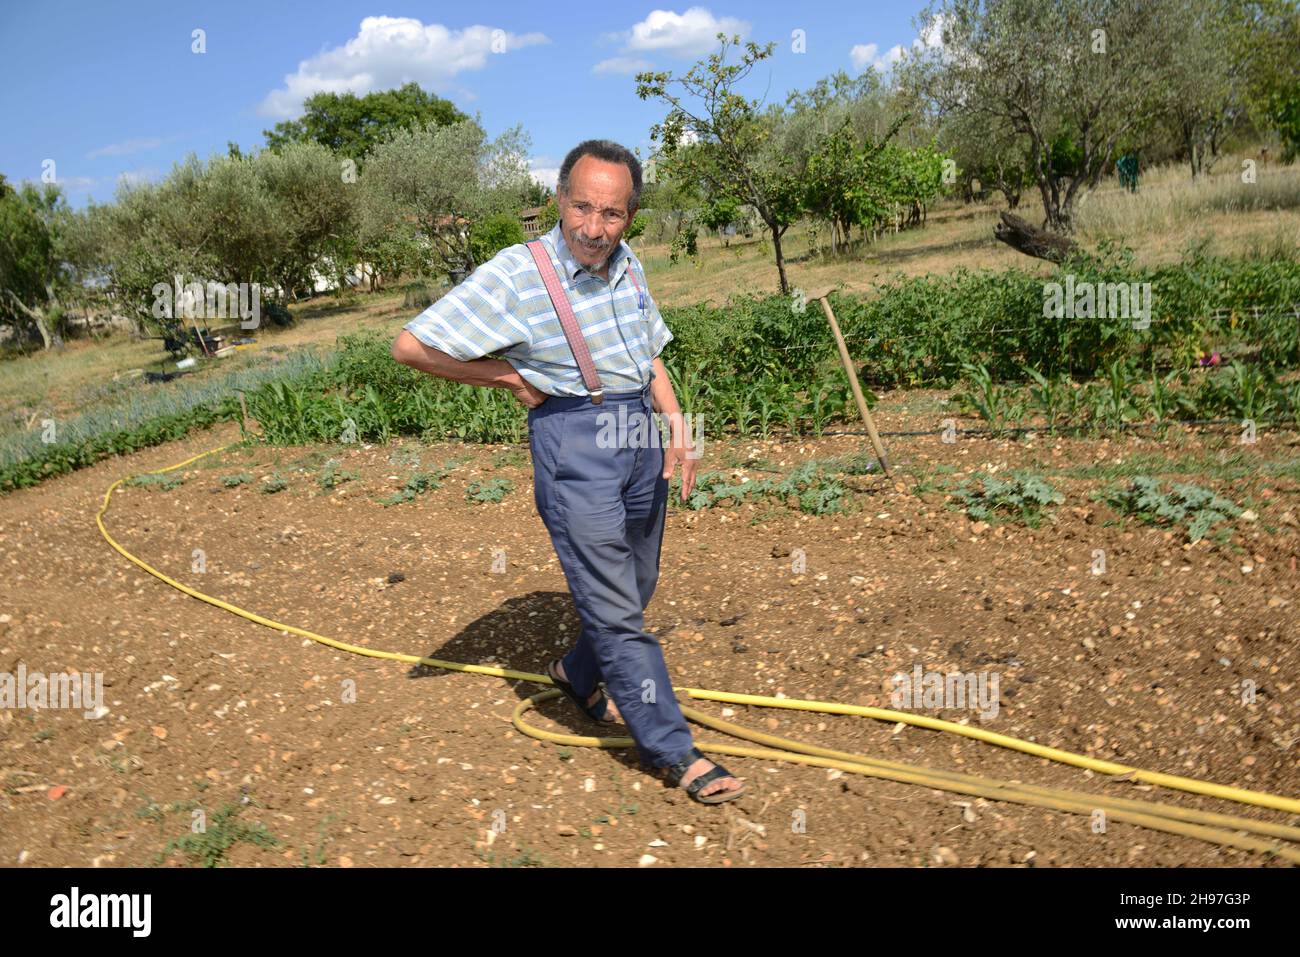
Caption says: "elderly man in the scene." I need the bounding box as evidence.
[390,139,744,804]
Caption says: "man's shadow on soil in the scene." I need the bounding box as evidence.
[405,589,677,774]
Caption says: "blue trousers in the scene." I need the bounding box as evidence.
[527,381,695,769]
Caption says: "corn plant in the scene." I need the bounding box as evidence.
[1095,358,1146,428]
[1022,365,1068,432]
[1145,367,1185,424]
[665,362,705,415]
[803,381,850,436]
[1220,363,1279,422]
[952,362,1026,436]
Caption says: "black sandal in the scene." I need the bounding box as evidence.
[661,747,746,804]
[546,659,619,724]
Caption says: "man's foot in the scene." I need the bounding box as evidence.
[553,659,620,723]
[679,756,743,799]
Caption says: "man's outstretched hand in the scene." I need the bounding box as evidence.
[662,427,699,503]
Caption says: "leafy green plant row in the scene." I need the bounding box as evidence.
[951,359,1300,435]
[0,347,336,494]
[246,330,865,449]
[0,396,244,492]
[683,459,859,515]
[660,246,1300,389]
[945,470,1247,544]
[8,248,1296,493]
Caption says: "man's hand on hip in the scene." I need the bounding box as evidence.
[509,374,551,409]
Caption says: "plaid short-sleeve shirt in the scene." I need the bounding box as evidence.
[403,222,673,397]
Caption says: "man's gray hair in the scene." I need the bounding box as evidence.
[557,139,642,211]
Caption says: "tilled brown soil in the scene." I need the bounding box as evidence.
[1,400,1297,868]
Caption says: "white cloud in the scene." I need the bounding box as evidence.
[87,137,167,159]
[529,166,558,190]
[53,175,99,192]
[918,14,948,51]
[594,8,750,73]
[850,13,946,75]
[624,8,750,56]
[528,156,559,190]
[850,42,906,74]
[258,17,550,119]
[19,166,159,198]
[593,56,655,75]
[116,168,159,188]
[849,43,879,71]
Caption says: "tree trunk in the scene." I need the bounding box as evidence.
[4,290,56,349]
[30,312,52,349]
[994,211,1078,263]
[1031,146,1071,233]
[771,224,789,295]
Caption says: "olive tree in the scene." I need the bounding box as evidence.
[900,0,1188,232]
[359,117,532,276]
[637,34,808,294]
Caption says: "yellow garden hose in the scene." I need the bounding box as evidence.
[96,442,1300,864]
[517,696,1300,861]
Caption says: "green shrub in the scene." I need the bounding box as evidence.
[316,459,357,489]
[158,803,278,868]
[376,460,462,506]
[685,459,852,515]
[949,471,1064,527]
[1098,476,1244,543]
[465,477,514,503]
[470,213,527,266]
[126,472,184,491]
[401,280,437,311]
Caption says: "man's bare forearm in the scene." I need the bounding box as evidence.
[391,329,520,389]
[650,357,689,437]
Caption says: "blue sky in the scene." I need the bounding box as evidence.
[0,2,932,209]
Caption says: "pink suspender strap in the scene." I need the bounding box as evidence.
[526,239,605,404]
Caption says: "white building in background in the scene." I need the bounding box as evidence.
[308,258,371,294]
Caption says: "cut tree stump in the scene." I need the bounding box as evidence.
[993,211,1077,263]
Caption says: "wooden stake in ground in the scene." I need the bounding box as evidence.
[190,315,213,357]
[808,288,891,477]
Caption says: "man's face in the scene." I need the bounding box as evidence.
[558,154,637,273]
